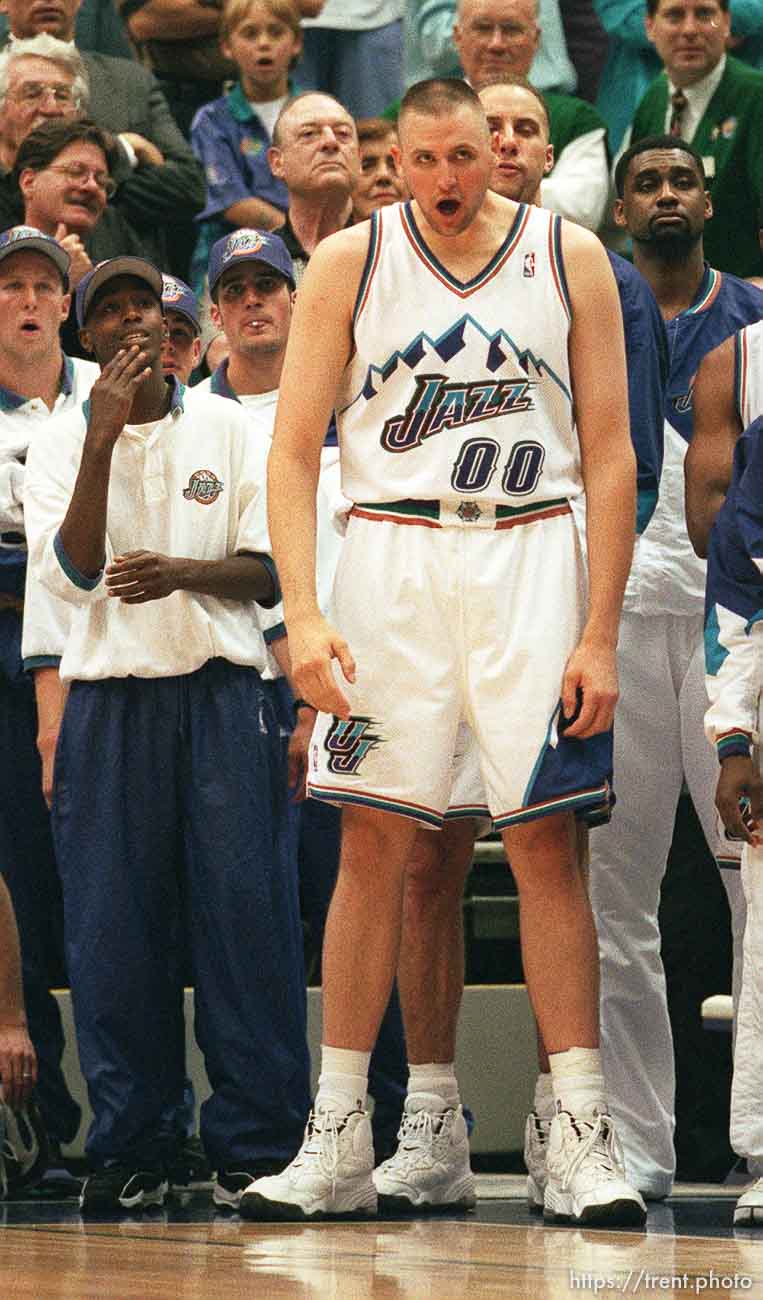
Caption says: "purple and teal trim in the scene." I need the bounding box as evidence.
[735,326,747,424]
[400,200,530,299]
[353,208,382,326]
[493,781,611,830]
[716,730,753,762]
[53,529,102,591]
[549,214,572,321]
[263,620,286,645]
[307,780,444,829]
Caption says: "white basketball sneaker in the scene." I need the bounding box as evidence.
[238,1109,377,1222]
[544,1110,647,1227]
[524,1111,551,1213]
[373,1092,476,1212]
[734,1177,763,1226]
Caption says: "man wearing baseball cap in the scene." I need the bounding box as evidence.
[0,226,99,1184]
[158,274,201,387]
[199,228,410,1174]
[22,254,311,1214]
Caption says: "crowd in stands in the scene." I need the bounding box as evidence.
[0,0,762,1227]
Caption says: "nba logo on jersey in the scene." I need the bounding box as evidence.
[523,252,536,279]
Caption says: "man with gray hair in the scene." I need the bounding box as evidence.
[0,34,87,173]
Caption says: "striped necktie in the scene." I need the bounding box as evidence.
[669,87,688,138]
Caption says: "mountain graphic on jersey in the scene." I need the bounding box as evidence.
[340,313,571,461]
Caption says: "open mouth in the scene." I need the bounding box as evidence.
[20,321,40,333]
[436,199,460,215]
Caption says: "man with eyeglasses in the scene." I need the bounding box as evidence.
[0,34,87,174]
[626,0,763,276]
[0,0,205,278]
[8,118,144,355]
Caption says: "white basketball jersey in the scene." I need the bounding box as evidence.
[335,201,578,512]
[736,319,763,428]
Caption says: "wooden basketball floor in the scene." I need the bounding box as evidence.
[2,1176,762,1298]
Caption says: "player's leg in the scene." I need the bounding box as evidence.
[0,666,81,1157]
[180,660,311,1210]
[374,819,477,1212]
[54,678,183,1213]
[587,608,683,1199]
[681,634,746,1012]
[241,803,419,1222]
[504,811,646,1226]
[730,845,763,1225]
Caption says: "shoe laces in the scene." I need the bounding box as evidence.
[300,1110,344,1192]
[561,1113,619,1192]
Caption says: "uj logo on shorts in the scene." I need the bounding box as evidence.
[182,470,224,504]
[324,716,382,774]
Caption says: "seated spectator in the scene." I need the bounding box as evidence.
[0,0,205,277]
[352,117,407,222]
[628,0,763,278]
[160,273,201,382]
[595,0,763,155]
[0,35,87,174]
[189,0,302,291]
[398,0,610,231]
[298,0,404,119]
[405,0,577,94]
[10,118,144,355]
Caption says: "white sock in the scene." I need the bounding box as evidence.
[549,1047,607,1120]
[408,1062,460,1110]
[315,1045,370,1116]
[533,1071,555,1120]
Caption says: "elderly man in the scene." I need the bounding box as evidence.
[267,91,361,277]
[401,0,609,231]
[627,0,763,277]
[0,34,86,172]
[0,0,204,274]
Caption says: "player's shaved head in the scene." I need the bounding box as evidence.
[397,78,490,148]
[478,74,549,132]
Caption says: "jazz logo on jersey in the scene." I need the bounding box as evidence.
[380,372,535,453]
[183,469,224,505]
[324,716,382,775]
[523,252,535,278]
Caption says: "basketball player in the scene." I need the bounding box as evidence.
[586,136,763,1201]
[241,78,645,1226]
[372,78,667,1217]
[686,318,763,559]
[22,254,311,1213]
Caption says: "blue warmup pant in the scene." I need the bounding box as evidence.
[0,611,81,1145]
[52,658,311,1169]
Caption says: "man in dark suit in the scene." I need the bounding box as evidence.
[0,0,204,274]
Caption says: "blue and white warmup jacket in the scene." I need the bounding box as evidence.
[705,414,763,762]
[23,381,282,681]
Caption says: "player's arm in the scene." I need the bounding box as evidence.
[32,667,68,809]
[268,226,368,718]
[563,221,636,738]
[57,347,153,579]
[0,874,36,1108]
[685,336,742,559]
[104,551,275,604]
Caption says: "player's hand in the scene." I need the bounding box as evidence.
[560,638,618,738]
[36,726,60,809]
[54,224,92,288]
[287,706,316,800]
[716,754,763,846]
[87,347,152,447]
[288,614,356,719]
[0,1021,37,1110]
[105,550,181,603]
